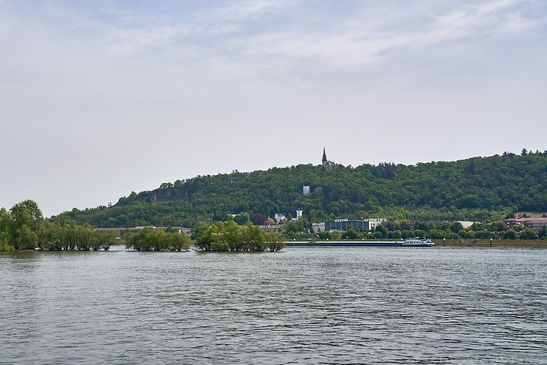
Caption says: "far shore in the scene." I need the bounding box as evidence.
[288,239,547,248]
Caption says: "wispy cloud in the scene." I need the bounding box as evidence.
[87,0,546,76]
[219,0,544,72]
[5,0,542,75]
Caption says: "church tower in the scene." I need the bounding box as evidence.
[321,148,340,172]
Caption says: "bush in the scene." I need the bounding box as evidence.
[126,228,191,251]
[0,239,14,252]
[193,222,286,252]
[519,228,539,240]
[503,229,516,239]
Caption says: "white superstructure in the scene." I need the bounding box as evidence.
[402,238,435,247]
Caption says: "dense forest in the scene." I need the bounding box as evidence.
[59,151,547,228]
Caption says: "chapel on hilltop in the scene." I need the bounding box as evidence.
[321,148,340,172]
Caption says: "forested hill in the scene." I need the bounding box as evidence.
[61,152,547,227]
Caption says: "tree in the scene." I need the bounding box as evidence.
[9,200,43,248]
[168,232,191,251]
[503,229,516,239]
[342,227,359,239]
[10,200,43,228]
[264,230,286,252]
[0,208,10,243]
[450,222,464,233]
[251,213,267,225]
[234,212,250,225]
[519,228,539,240]
[15,225,38,250]
[389,230,402,239]
[374,225,388,238]
[240,224,266,251]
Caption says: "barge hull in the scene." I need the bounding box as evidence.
[287,241,404,247]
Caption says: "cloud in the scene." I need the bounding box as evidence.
[221,0,543,72]
[97,0,545,76]
[4,0,541,74]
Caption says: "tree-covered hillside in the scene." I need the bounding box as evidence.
[60,151,546,227]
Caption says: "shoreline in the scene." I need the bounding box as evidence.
[287,239,547,248]
[3,239,547,253]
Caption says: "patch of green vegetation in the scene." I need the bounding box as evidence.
[193,221,285,252]
[125,228,191,251]
[0,239,14,252]
[0,200,117,251]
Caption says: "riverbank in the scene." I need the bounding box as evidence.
[286,239,547,248]
[438,239,547,248]
[3,239,547,253]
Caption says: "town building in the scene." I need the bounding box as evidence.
[504,217,547,231]
[303,186,311,195]
[312,223,326,232]
[274,213,287,225]
[367,218,387,230]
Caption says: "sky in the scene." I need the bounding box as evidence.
[1,0,546,216]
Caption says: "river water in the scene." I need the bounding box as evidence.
[1,247,546,364]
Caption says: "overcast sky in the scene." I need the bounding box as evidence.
[1,0,546,216]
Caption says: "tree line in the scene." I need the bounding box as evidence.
[0,200,288,252]
[286,219,546,241]
[0,200,117,252]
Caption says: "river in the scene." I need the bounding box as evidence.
[1,247,545,364]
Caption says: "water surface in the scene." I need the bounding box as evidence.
[1,247,546,364]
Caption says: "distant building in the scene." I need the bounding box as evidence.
[367,218,387,230]
[296,210,303,220]
[321,148,341,172]
[325,218,386,231]
[312,223,325,232]
[505,217,547,231]
[524,219,547,231]
[259,224,282,230]
[303,186,311,195]
[274,213,287,225]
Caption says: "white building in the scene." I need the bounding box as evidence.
[303,186,311,195]
[312,223,325,232]
[367,218,386,230]
[296,210,303,220]
[274,213,287,224]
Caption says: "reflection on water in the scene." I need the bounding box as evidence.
[1,247,546,364]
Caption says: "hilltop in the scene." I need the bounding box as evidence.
[59,151,546,227]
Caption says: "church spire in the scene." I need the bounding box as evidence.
[322,147,327,165]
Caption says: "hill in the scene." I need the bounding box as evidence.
[60,151,547,227]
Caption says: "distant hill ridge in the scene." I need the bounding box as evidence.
[61,151,547,227]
